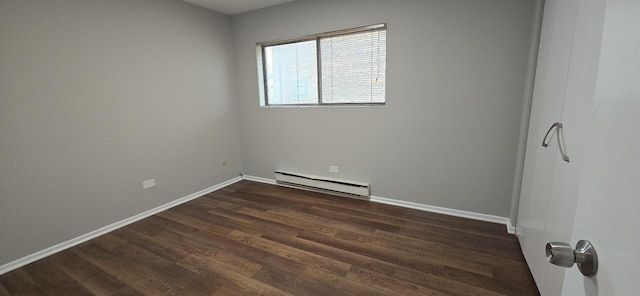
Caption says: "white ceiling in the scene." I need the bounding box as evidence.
[180,0,296,15]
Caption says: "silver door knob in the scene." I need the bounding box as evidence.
[545,240,598,277]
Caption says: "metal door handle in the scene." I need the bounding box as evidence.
[541,122,570,162]
[545,240,598,277]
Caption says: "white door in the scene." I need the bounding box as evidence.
[518,0,640,295]
[560,0,640,295]
[517,0,582,294]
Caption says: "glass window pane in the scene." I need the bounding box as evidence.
[264,40,318,105]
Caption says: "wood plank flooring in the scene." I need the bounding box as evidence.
[0,181,539,295]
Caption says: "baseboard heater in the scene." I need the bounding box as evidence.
[274,170,370,199]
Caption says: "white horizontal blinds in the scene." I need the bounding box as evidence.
[264,40,318,105]
[321,28,386,104]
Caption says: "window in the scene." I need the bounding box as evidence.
[258,24,387,106]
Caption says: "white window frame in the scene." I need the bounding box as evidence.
[256,23,387,107]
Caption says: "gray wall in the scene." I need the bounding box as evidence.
[233,0,535,217]
[0,0,242,266]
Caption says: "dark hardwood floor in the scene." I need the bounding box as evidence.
[0,180,539,295]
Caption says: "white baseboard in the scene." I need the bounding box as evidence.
[243,175,514,234]
[370,195,515,234]
[506,219,516,234]
[242,174,276,185]
[0,176,243,276]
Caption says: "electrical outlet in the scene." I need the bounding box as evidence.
[142,179,156,189]
[329,166,339,173]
